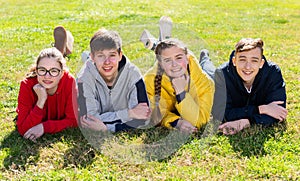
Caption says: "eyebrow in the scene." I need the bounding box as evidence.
[238,55,259,60]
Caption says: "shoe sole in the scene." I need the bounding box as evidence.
[53,26,67,55]
[65,30,74,56]
[159,16,172,41]
[140,29,157,50]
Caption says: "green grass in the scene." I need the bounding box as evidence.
[1,0,300,180]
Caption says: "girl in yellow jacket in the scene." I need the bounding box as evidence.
[144,38,215,133]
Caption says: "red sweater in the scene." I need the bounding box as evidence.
[16,71,78,136]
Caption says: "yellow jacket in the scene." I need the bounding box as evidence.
[144,55,215,129]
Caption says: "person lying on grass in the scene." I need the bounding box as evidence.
[144,38,215,134]
[16,47,78,142]
[213,38,288,135]
[77,28,151,132]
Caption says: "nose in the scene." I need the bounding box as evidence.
[44,71,52,78]
[245,61,251,69]
[103,57,111,64]
[171,60,178,66]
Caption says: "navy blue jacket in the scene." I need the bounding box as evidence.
[212,51,286,125]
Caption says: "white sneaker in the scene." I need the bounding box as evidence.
[159,16,172,41]
[81,51,90,63]
[140,29,157,50]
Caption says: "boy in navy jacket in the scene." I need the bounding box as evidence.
[213,38,288,135]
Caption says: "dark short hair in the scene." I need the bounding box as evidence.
[90,28,122,54]
[235,38,264,56]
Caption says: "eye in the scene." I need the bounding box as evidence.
[176,56,183,61]
[37,68,46,73]
[163,58,171,63]
[50,68,60,74]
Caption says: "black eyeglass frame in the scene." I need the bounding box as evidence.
[36,67,62,77]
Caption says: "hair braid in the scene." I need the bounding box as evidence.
[154,64,164,105]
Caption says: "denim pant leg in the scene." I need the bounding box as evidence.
[199,55,216,79]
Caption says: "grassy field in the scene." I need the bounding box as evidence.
[0,0,299,180]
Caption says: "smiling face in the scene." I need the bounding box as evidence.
[233,47,265,87]
[37,57,63,94]
[158,46,188,78]
[91,49,122,86]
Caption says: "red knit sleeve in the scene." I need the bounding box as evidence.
[16,79,44,136]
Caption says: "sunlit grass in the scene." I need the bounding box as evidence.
[0,0,299,180]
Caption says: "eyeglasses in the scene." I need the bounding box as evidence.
[36,67,61,77]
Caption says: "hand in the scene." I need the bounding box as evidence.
[218,119,250,135]
[171,75,189,94]
[259,101,288,122]
[80,115,107,131]
[33,83,47,108]
[23,123,44,143]
[176,118,198,134]
[128,103,152,120]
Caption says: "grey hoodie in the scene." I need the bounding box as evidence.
[77,55,148,132]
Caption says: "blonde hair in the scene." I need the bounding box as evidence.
[235,38,264,56]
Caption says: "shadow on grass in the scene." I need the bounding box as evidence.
[0,126,96,171]
[226,122,287,157]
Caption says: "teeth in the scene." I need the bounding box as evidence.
[172,68,181,72]
[103,67,112,70]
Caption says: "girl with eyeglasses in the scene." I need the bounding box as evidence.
[16,47,78,142]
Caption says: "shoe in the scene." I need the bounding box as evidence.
[140,29,157,50]
[65,30,74,56]
[199,49,210,63]
[81,51,90,63]
[53,26,67,56]
[159,16,172,41]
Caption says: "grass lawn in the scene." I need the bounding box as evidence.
[0,0,299,180]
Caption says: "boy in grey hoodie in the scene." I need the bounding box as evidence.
[77,28,151,132]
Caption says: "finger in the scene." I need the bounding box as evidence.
[218,123,227,130]
[87,114,97,122]
[139,103,148,106]
[24,131,32,139]
[273,101,284,105]
[30,136,37,143]
[228,129,237,135]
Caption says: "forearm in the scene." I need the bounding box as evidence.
[17,105,44,136]
[175,93,200,126]
[224,105,258,123]
[43,118,78,133]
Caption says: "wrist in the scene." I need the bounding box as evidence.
[258,105,264,114]
[175,118,183,129]
[128,109,133,118]
[36,99,46,109]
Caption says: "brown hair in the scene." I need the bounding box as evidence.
[235,38,264,56]
[90,28,122,55]
[26,47,66,78]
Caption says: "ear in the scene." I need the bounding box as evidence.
[90,52,96,63]
[118,51,123,62]
[232,56,236,66]
[259,58,265,68]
